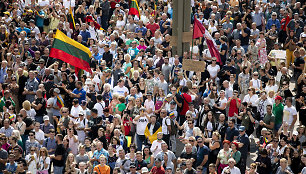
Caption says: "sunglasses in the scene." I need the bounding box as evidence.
[62,111,68,113]
[49,131,55,133]
[29,134,34,136]
[189,140,194,142]
[31,149,36,151]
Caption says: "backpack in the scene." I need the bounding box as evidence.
[164,117,177,136]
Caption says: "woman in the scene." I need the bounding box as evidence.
[154,88,165,116]
[297,125,306,144]
[246,163,258,174]
[4,68,13,83]
[208,163,217,174]
[207,57,220,82]
[143,146,154,171]
[111,136,123,155]
[207,86,218,107]
[130,71,140,88]
[60,62,70,75]
[107,145,118,171]
[278,137,289,155]
[264,61,275,78]
[123,54,132,78]
[276,158,293,174]
[14,114,26,137]
[207,131,221,164]
[213,90,227,115]
[256,31,268,66]
[22,100,36,121]
[75,145,89,166]
[247,39,258,64]
[203,111,216,138]
[162,152,174,171]
[115,96,126,115]
[122,110,133,136]
[255,149,272,174]
[238,66,250,99]
[280,147,292,165]
[144,93,154,116]
[289,131,301,150]
[278,122,291,141]
[64,153,77,174]
[265,77,279,93]
[110,94,120,115]
[150,132,165,157]
[250,72,262,91]
[138,78,146,99]
[216,140,232,174]
[126,97,135,116]
[96,128,108,150]
[130,61,142,79]
[137,38,147,51]
[126,144,137,162]
[25,146,38,174]
[115,14,125,30]
[102,83,112,108]
[241,54,252,71]
[230,142,241,167]
[243,87,259,114]
[8,76,19,112]
[132,98,142,118]
[37,147,50,174]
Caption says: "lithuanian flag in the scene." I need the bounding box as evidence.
[49,30,92,75]
[67,7,76,29]
[56,95,64,108]
[128,0,140,18]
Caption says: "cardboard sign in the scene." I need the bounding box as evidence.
[182,59,206,72]
[269,50,286,60]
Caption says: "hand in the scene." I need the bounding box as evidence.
[259,120,264,126]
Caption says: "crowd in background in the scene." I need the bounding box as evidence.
[0,0,305,173]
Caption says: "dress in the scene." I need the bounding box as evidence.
[256,38,268,65]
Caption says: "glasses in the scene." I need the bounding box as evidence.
[29,134,34,136]
[140,41,144,42]
[197,141,203,143]
[192,88,197,89]
[212,60,217,61]
[253,74,258,76]
[189,140,194,142]
[31,149,35,151]
[50,131,55,133]
[266,133,271,135]
[161,112,166,114]
[62,111,68,113]
[11,79,16,81]
[229,161,235,163]
[188,122,193,125]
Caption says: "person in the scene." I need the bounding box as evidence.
[255,149,272,174]
[216,140,232,173]
[50,134,65,174]
[237,126,249,174]
[134,107,150,151]
[283,97,297,132]
[275,158,293,174]
[151,157,165,174]
[196,137,209,173]
[93,155,111,174]
[221,158,241,174]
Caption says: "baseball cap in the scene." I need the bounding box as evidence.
[130,163,136,168]
[238,126,245,132]
[43,115,49,121]
[141,167,149,173]
[293,131,298,136]
[54,88,60,93]
[79,110,85,116]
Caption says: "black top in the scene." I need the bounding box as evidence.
[53,144,66,167]
[34,97,46,116]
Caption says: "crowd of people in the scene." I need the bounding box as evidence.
[0,0,305,173]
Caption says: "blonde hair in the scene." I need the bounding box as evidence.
[65,153,76,170]
[22,100,31,111]
[12,130,22,141]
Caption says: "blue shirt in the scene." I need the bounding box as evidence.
[225,127,239,142]
[127,47,139,60]
[135,26,147,36]
[79,30,91,43]
[93,53,103,62]
[6,162,17,173]
[36,10,45,27]
[266,18,281,30]
[0,67,7,83]
[92,149,109,167]
[16,27,31,35]
[72,88,86,104]
[197,145,209,167]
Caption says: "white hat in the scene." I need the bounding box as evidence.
[115,4,120,7]
[85,79,92,85]
[43,115,49,121]
[141,167,149,173]
[79,110,85,115]
[293,131,298,136]
[54,88,60,93]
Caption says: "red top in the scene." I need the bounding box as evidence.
[150,166,165,174]
[180,93,192,116]
[146,23,160,37]
[228,97,241,117]
[123,117,132,136]
[110,0,120,9]
[280,15,291,31]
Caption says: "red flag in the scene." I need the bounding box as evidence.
[85,16,104,30]
[193,17,222,65]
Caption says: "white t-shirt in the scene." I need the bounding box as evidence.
[251,79,261,90]
[207,64,220,78]
[135,116,149,135]
[93,101,106,117]
[243,94,259,107]
[265,85,279,93]
[75,118,88,142]
[70,105,83,121]
[218,98,228,108]
[179,78,187,87]
[162,117,171,135]
[113,86,129,97]
[38,156,50,171]
[144,100,155,116]
[35,129,45,143]
[283,105,297,126]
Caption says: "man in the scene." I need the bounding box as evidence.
[75,111,87,144]
[113,79,129,97]
[134,107,150,151]
[196,137,209,173]
[283,97,297,131]
[135,151,147,172]
[115,149,131,174]
[66,81,86,104]
[237,126,250,174]
[79,23,91,43]
[178,143,197,168]
[43,128,56,155]
[40,116,54,137]
[161,57,172,82]
[0,60,7,84]
[240,21,251,52]
[103,45,113,67]
[266,12,281,30]
[151,157,165,174]
[0,119,14,137]
[90,141,109,168]
[50,134,65,174]
[259,105,275,131]
[251,6,264,31]
[34,122,44,145]
[85,108,103,140]
[129,162,139,174]
[23,70,39,103]
[216,114,228,141]
[127,41,140,61]
[146,17,160,37]
[161,109,171,146]
[225,119,239,142]
[223,80,233,99]
[70,99,83,121]
[221,158,241,174]
[0,90,15,112]
[31,89,46,123]
[0,137,8,173]
[175,86,191,127]
[156,143,177,170]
